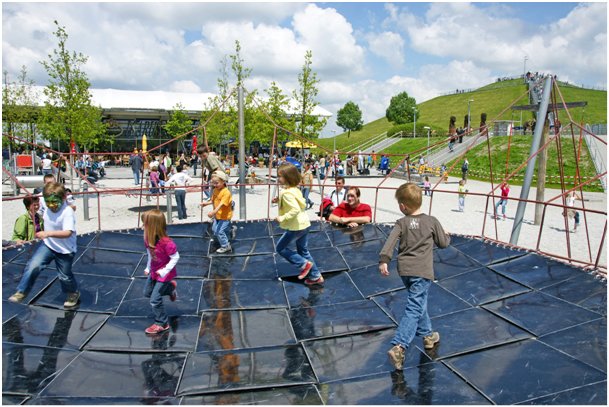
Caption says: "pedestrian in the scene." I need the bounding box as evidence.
[273,163,324,286]
[129,149,143,185]
[565,190,582,232]
[200,171,234,253]
[167,165,193,220]
[461,158,469,180]
[9,182,80,308]
[190,152,199,176]
[423,176,431,196]
[141,209,179,335]
[494,182,510,219]
[301,163,315,209]
[11,195,44,244]
[458,179,468,212]
[379,183,450,370]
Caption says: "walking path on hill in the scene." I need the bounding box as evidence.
[2,166,606,269]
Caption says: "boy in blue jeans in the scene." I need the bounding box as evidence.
[9,182,80,308]
[379,183,450,369]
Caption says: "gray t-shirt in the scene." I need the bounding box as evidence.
[379,214,450,280]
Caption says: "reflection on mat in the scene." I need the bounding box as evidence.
[2,220,606,404]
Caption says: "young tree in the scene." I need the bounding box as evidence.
[336,101,363,137]
[164,103,193,147]
[385,91,417,124]
[293,50,327,141]
[37,21,105,151]
[259,81,294,147]
[2,66,38,144]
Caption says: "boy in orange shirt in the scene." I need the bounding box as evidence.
[200,171,233,253]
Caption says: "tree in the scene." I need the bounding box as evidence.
[37,21,105,151]
[293,50,327,141]
[2,66,38,145]
[259,81,294,148]
[164,103,193,149]
[385,91,416,124]
[336,101,363,137]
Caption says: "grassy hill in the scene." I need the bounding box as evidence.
[315,79,606,152]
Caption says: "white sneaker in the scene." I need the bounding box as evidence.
[216,245,232,254]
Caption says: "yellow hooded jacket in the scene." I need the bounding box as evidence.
[277,187,311,231]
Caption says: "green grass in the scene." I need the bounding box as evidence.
[380,137,447,168]
[314,117,392,155]
[445,135,604,192]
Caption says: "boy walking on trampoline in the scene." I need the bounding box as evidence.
[379,183,450,370]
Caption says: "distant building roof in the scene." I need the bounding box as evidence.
[17,86,333,118]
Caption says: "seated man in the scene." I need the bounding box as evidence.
[328,187,372,228]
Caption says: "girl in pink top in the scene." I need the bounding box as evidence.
[494,182,510,219]
[142,209,180,334]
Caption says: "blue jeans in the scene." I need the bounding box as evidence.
[17,244,77,295]
[174,189,186,219]
[495,199,507,215]
[213,219,231,248]
[143,276,173,326]
[391,276,433,349]
[133,170,140,185]
[275,227,321,280]
[301,187,313,208]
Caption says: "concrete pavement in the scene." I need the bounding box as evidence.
[2,165,606,269]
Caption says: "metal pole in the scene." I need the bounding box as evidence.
[166,188,173,224]
[426,128,430,164]
[413,108,416,138]
[510,75,553,245]
[467,100,473,134]
[238,87,246,220]
[82,183,90,220]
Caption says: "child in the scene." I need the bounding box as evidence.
[200,171,233,253]
[379,183,450,370]
[423,176,431,196]
[458,179,468,212]
[9,182,80,308]
[273,163,323,286]
[64,188,77,211]
[149,166,160,194]
[494,182,510,219]
[141,209,179,335]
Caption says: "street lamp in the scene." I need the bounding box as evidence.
[423,126,431,163]
[332,130,337,155]
[467,99,474,134]
[412,107,417,138]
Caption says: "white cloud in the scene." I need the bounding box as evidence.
[366,31,405,68]
[169,80,202,93]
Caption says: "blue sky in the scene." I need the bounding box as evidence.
[2,2,607,136]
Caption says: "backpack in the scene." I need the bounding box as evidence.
[462,161,469,171]
[317,198,334,220]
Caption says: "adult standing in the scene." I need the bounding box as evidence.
[167,165,193,220]
[565,191,582,232]
[190,152,199,176]
[494,182,510,220]
[301,163,315,210]
[198,146,225,198]
[461,158,469,180]
[41,154,53,176]
[328,187,372,227]
[129,149,143,185]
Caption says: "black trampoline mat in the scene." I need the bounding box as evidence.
[1,221,606,404]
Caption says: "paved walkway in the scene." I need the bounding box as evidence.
[2,166,606,269]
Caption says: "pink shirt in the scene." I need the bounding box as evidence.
[500,185,510,199]
[145,236,178,282]
[150,171,160,186]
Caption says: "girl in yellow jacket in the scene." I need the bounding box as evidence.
[273,163,323,285]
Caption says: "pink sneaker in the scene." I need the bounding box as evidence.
[169,280,178,302]
[145,323,169,335]
[298,261,313,280]
[304,276,325,286]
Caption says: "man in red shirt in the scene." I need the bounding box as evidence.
[328,187,372,228]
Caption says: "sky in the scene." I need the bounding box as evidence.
[2,1,607,137]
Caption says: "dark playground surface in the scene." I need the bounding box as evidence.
[2,221,607,404]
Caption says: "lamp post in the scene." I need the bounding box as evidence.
[412,107,417,138]
[523,56,528,84]
[332,130,337,155]
[467,99,474,133]
[424,126,431,163]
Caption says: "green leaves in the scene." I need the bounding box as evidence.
[336,101,363,137]
[386,91,417,124]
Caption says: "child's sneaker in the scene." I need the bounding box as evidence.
[216,245,232,254]
[304,276,325,286]
[145,323,170,335]
[169,281,178,302]
[63,292,80,309]
[423,331,440,349]
[298,261,313,280]
[8,292,26,303]
[387,344,405,370]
